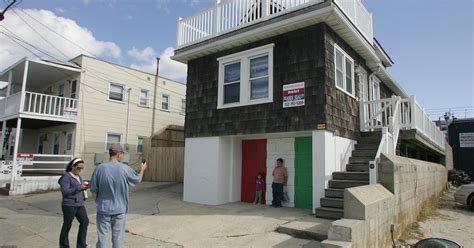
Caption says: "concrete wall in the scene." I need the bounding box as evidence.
[313,130,355,211]
[445,141,454,171]
[266,138,295,207]
[9,176,61,195]
[323,154,447,248]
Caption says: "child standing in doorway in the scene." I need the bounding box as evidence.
[254,172,265,204]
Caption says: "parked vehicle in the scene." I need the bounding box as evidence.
[454,183,474,209]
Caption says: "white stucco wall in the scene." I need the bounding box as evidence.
[313,130,356,212]
[183,136,241,205]
[266,138,295,207]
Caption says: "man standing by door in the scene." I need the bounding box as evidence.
[90,144,147,248]
[271,158,288,207]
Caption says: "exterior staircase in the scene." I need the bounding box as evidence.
[315,131,381,219]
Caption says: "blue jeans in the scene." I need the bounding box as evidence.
[272,183,284,207]
[96,213,126,248]
[60,205,89,248]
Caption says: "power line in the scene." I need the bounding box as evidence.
[13,6,187,96]
[11,8,70,61]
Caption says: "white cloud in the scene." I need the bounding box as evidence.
[129,47,187,83]
[0,8,121,72]
[128,47,157,62]
[83,0,92,5]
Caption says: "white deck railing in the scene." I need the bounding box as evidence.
[333,0,373,42]
[177,0,324,48]
[360,95,446,151]
[176,0,374,49]
[0,91,78,121]
[361,95,446,184]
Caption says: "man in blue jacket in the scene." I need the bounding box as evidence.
[90,144,147,248]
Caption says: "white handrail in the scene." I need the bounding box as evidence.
[23,91,78,120]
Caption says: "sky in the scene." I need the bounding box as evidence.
[0,0,472,119]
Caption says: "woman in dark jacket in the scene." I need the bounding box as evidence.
[59,158,89,248]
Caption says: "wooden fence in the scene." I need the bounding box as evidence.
[142,126,185,182]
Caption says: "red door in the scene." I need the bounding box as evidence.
[241,139,267,203]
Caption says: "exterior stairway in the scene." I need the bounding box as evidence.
[315,132,381,219]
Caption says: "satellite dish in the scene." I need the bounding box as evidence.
[414,238,461,248]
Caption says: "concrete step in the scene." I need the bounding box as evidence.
[355,144,379,150]
[315,207,344,219]
[360,131,382,137]
[332,171,369,181]
[349,157,372,164]
[276,222,329,242]
[328,179,369,189]
[325,188,344,198]
[320,197,344,209]
[351,150,377,158]
[346,164,369,172]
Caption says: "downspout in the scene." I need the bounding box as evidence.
[151,58,160,136]
[125,87,132,152]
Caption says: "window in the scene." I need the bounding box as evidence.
[217,44,274,108]
[106,133,122,151]
[108,83,124,102]
[139,89,149,107]
[53,133,60,155]
[161,94,169,110]
[181,98,186,114]
[70,80,77,99]
[38,134,47,154]
[137,136,146,153]
[334,45,355,96]
[66,133,73,151]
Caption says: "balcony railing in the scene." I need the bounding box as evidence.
[0,91,78,121]
[333,0,373,42]
[360,96,446,151]
[177,0,323,48]
[176,0,374,49]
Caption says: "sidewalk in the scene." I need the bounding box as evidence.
[0,182,331,247]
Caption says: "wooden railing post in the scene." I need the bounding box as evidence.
[262,0,268,20]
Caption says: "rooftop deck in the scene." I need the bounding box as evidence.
[176,0,373,49]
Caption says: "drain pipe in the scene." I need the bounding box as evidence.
[151,58,160,136]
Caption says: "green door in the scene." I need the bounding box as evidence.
[295,137,312,209]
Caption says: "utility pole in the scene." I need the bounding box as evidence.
[125,87,132,152]
[151,58,160,136]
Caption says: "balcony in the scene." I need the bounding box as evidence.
[0,91,78,122]
[176,0,373,49]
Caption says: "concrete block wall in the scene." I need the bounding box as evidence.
[266,138,295,207]
[323,154,447,248]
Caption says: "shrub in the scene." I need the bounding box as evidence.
[448,169,472,187]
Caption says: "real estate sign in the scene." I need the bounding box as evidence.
[459,132,474,148]
[283,82,305,108]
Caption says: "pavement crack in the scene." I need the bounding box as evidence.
[125,229,184,247]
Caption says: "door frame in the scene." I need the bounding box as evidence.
[65,131,74,155]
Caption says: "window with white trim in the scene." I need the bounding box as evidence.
[217,44,274,108]
[161,94,169,110]
[139,89,149,107]
[106,133,122,151]
[334,45,355,96]
[108,83,124,102]
[70,80,77,99]
[137,136,146,153]
[58,84,65,97]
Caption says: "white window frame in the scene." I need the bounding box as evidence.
[334,44,355,97]
[217,44,274,109]
[70,80,77,99]
[108,82,125,103]
[105,132,122,152]
[138,88,150,107]
[37,133,47,154]
[181,98,186,115]
[161,94,170,111]
[137,136,146,154]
